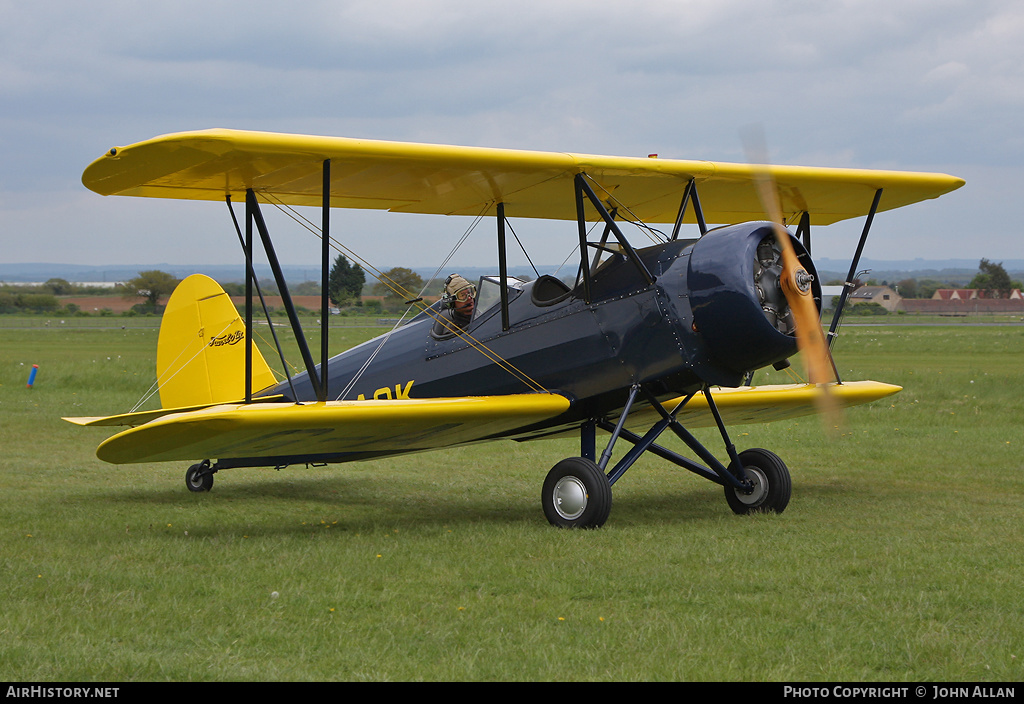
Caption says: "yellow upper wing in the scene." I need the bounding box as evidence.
[82,129,964,226]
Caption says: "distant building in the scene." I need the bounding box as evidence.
[899,288,1024,314]
[932,288,1022,300]
[847,285,902,312]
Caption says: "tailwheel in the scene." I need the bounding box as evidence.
[542,457,612,529]
[185,460,214,493]
[724,448,791,515]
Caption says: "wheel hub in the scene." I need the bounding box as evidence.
[551,476,588,520]
[734,467,769,507]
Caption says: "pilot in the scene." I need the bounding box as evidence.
[442,273,476,329]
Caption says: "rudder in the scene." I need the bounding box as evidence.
[156,274,277,408]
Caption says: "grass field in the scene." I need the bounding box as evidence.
[1,317,1022,681]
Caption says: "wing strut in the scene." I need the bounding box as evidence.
[246,189,325,401]
[826,188,883,353]
[573,173,655,304]
[320,159,331,400]
[245,194,254,402]
[671,179,707,239]
[226,195,298,401]
[589,207,619,272]
[795,211,812,255]
[575,178,593,304]
[496,202,510,332]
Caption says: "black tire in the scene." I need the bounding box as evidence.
[542,457,612,528]
[724,448,791,515]
[185,461,214,493]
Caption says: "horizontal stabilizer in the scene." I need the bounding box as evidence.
[63,395,286,427]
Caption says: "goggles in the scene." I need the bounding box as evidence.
[444,274,476,306]
[451,285,476,303]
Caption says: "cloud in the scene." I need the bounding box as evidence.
[0,0,1018,267]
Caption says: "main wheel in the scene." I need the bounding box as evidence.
[542,457,612,528]
[724,448,791,515]
[185,461,214,493]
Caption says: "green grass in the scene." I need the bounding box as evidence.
[1,320,1023,681]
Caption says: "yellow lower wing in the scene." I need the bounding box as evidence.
[94,393,573,464]
[510,381,902,441]
[86,381,898,466]
[635,380,902,430]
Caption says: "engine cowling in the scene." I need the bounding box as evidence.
[687,222,821,383]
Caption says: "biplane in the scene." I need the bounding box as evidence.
[66,129,964,527]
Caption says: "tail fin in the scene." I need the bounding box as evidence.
[156,274,277,408]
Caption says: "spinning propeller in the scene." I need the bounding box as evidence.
[743,129,840,421]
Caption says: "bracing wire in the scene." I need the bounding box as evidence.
[826,269,870,359]
[503,218,540,279]
[580,173,669,245]
[252,325,301,380]
[331,209,492,402]
[256,191,549,395]
[553,217,604,278]
[129,317,240,413]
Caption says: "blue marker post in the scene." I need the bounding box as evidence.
[27,364,38,389]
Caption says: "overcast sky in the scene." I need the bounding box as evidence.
[2,0,1020,275]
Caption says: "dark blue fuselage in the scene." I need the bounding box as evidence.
[262,221,818,428]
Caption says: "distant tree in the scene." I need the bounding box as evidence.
[848,302,888,316]
[372,267,424,301]
[895,278,918,299]
[291,280,322,296]
[220,278,283,297]
[423,278,447,297]
[44,277,73,295]
[916,278,947,300]
[328,255,365,306]
[122,270,179,308]
[969,259,1013,298]
[9,293,60,312]
[256,278,280,296]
